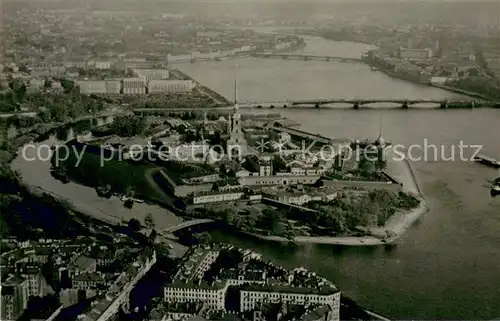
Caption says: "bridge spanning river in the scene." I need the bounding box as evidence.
[251,52,362,63]
[132,98,496,115]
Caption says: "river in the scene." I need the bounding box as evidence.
[176,36,500,319]
[11,36,500,319]
[177,35,470,105]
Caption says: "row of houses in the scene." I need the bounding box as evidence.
[162,245,341,320]
[262,186,338,206]
[76,78,195,95]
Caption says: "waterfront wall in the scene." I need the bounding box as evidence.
[45,305,63,321]
[321,179,403,193]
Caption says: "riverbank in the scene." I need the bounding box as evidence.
[9,116,184,233]
[361,58,498,103]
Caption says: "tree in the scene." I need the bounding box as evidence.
[60,79,75,94]
[127,218,141,231]
[193,232,211,244]
[262,208,282,233]
[219,163,227,175]
[220,209,235,225]
[272,156,288,174]
[144,213,155,229]
[125,186,135,198]
[49,103,68,122]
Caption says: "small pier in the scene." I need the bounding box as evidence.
[474,155,500,168]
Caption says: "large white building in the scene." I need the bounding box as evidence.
[191,189,244,205]
[105,80,121,94]
[134,69,170,84]
[76,80,107,94]
[148,80,194,93]
[89,61,111,70]
[398,47,433,60]
[165,247,227,310]
[0,275,29,321]
[238,175,321,187]
[163,246,341,320]
[122,77,146,94]
[164,281,228,310]
[239,284,340,319]
[77,80,122,94]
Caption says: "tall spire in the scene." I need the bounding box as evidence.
[379,116,382,138]
[375,116,385,146]
[234,64,239,110]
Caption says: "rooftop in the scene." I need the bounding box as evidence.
[70,255,96,271]
[299,305,332,321]
[73,272,104,283]
[168,278,227,290]
[241,284,338,296]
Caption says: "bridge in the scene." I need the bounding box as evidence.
[160,219,214,234]
[129,98,496,115]
[289,98,477,108]
[251,53,362,63]
[237,98,492,109]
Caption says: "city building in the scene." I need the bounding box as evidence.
[105,80,121,94]
[287,167,326,176]
[239,284,340,318]
[122,77,146,94]
[263,187,338,206]
[68,255,97,277]
[30,66,66,77]
[76,80,107,94]
[164,281,228,311]
[0,275,29,321]
[77,250,156,321]
[133,69,170,84]
[297,305,338,321]
[18,266,45,297]
[190,189,245,205]
[164,246,227,310]
[148,80,194,93]
[27,79,45,92]
[398,47,433,60]
[94,61,112,70]
[72,272,105,291]
[259,158,273,177]
[238,175,321,187]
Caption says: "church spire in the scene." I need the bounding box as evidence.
[375,117,385,146]
[378,117,382,138]
[233,64,239,111]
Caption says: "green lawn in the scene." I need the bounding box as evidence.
[58,145,166,202]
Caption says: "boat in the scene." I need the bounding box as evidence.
[491,178,500,196]
[371,66,379,71]
[474,155,500,168]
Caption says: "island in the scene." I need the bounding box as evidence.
[48,92,426,246]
